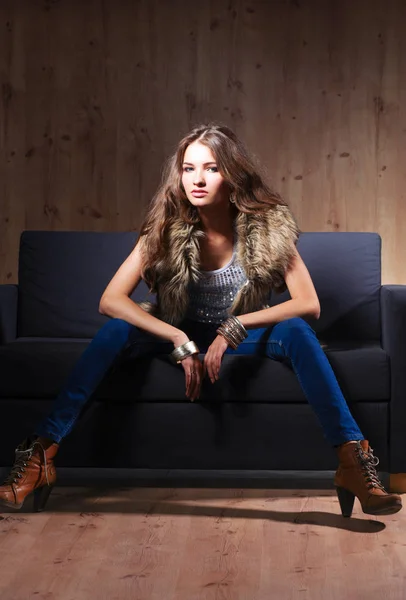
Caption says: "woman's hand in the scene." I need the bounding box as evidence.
[203,335,228,383]
[181,354,203,402]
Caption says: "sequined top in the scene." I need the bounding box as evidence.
[185,245,249,324]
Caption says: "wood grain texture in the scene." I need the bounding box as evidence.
[0,487,405,599]
[1,0,405,284]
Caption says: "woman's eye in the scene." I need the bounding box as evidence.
[183,166,218,172]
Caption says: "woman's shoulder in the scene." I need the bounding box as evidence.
[266,204,300,239]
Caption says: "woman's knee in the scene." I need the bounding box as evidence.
[272,318,314,344]
[95,318,134,346]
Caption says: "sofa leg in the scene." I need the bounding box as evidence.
[389,473,406,494]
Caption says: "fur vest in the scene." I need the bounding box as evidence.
[139,204,300,325]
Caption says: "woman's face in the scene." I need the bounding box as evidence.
[181,141,230,209]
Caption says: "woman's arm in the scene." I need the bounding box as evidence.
[99,241,189,347]
[237,247,321,329]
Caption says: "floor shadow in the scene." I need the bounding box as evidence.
[0,489,387,533]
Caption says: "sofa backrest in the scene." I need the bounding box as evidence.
[272,232,381,341]
[18,231,151,338]
[17,230,381,341]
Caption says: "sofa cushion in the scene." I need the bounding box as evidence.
[0,399,389,470]
[0,338,390,403]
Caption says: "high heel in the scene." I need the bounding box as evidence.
[335,485,355,517]
[0,437,59,511]
[33,483,54,512]
[335,440,402,517]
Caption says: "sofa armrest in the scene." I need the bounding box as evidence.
[381,285,406,472]
[0,284,18,344]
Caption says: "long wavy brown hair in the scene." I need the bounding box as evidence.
[139,123,286,290]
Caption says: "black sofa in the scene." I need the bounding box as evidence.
[0,231,405,481]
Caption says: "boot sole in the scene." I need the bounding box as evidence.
[0,498,24,510]
[0,484,54,512]
[363,503,402,516]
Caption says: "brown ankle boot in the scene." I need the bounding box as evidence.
[0,437,59,511]
[335,440,402,517]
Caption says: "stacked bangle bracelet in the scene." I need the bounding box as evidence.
[216,315,248,350]
[171,340,200,364]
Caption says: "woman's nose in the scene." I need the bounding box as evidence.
[193,170,205,186]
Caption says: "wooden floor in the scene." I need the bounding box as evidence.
[0,487,405,600]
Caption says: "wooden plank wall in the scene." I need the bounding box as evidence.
[1,0,405,284]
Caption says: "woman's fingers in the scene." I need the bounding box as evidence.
[190,372,200,402]
[204,355,213,382]
[194,359,203,400]
[192,372,202,401]
[206,361,214,383]
[185,369,191,397]
[183,357,193,397]
[205,354,221,383]
[188,365,196,400]
[182,357,202,401]
[216,356,221,379]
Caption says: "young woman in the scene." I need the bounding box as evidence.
[0,124,401,518]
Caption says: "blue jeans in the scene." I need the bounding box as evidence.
[35,317,364,446]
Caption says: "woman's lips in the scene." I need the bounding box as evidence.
[191,191,208,197]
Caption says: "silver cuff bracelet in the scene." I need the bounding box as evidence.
[170,340,200,364]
